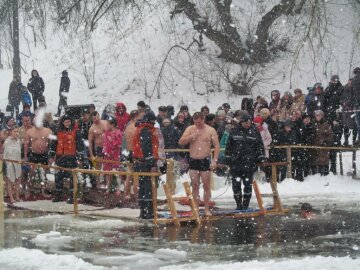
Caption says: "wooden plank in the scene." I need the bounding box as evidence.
[339,151,343,176]
[269,177,284,212]
[72,172,78,215]
[162,183,180,226]
[0,161,3,213]
[353,150,357,178]
[252,180,266,215]
[271,165,278,208]
[166,159,176,194]
[183,182,200,224]
[151,176,158,224]
[286,146,292,178]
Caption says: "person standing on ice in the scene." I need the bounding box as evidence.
[223,114,265,210]
[49,115,84,203]
[55,70,70,117]
[3,127,22,203]
[27,69,45,111]
[132,110,159,219]
[179,112,220,216]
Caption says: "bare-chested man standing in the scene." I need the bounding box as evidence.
[18,113,33,197]
[88,111,108,186]
[179,112,220,216]
[24,116,53,197]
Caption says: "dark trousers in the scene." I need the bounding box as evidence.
[312,165,329,176]
[9,104,19,118]
[32,93,42,110]
[134,162,154,219]
[230,170,253,209]
[57,95,68,115]
[55,156,77,193]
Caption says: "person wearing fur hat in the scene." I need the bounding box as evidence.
[49,115,84,203]
[132,110,159,219]
[279,91,293,121]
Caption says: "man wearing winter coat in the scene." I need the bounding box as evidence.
[27,69,45,110]
[8,78,22,118]
[49,115,84,203]
[56,70,71,117]
[351,67,360,139]
[224,114,266,210]
[132,110,159,219]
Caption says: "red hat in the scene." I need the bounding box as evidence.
[253,116,263,124]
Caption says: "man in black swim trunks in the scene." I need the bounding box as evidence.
[179,112,220,216]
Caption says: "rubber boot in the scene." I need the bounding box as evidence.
[144,201,154,219]
[52,190,63,203]
[234,195,242,210]
[242,196,251,210]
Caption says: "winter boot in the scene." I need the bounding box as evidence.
[242,197,251,210]
[143,201,154,219]
[234,195,243,210]
[52,190,63,203]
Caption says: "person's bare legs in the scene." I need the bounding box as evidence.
[6,178,15,204]
[200,171,212,216]
[189,169,200,211]
[15,178,22,201]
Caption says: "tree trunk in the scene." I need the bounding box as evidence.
[12,0,21,81]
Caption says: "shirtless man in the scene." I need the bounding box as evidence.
[24,117,53,197]
[88,111,108,186]
[123,110,140,199]
[179,112,220,216]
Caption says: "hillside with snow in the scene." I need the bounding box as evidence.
[0,0,359,114]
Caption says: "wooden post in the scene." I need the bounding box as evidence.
[286,146,292,178]
[72,172,78,215]
[353,150,357,178]
[166,159,176,194]
[0,161,3,213]
[339,152,343,176]
[163,183,180,226]
[151,176,158,224]
[271,165,278,208]
[252,180,265,215]
[183,182,200,224]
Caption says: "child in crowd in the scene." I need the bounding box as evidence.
[3,127,22,203]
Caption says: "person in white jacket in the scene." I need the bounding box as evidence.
[253,116,272,158]
[3,127,22,203]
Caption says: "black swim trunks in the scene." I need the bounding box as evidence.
[94,146,104,157]
[28,152,49,165]
[189,157,211,171]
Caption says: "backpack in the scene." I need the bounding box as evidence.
[22,89,32,106]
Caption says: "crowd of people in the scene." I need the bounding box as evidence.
[0,67,360,218]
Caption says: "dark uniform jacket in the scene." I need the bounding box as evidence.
[225,124,265,173]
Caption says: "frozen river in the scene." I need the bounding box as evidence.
[1,203,360,269]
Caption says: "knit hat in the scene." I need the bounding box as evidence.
[353,67,360,75]
[180,105,189,112]
[253,116,263,124]
[216,109,226,117]
[142,110,156,122]
[294,88,302,94]
[222,103,231,109]
[302,112,311,120]
[331,74,339,81]
[240,113,251,123]
[61,114,73,122]
[260,108,270,119]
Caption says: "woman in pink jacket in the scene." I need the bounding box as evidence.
[103,118,123,193]
[253,116,272,158]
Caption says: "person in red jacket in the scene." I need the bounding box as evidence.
[132,110,159,219]
[49,115,84,203]
[115,102,130,133]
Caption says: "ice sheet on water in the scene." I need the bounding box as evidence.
[0,247,108,270]
[5,214,72,225]
[93,248,187,268]
[31,231,74,248]
[70,219,140,229]
[159,256,360,270]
